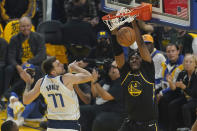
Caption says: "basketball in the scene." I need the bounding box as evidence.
[116,27,136,47]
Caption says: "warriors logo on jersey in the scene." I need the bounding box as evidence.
[128,81,142,96]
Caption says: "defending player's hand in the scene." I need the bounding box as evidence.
[21,70,34,84]
[77,60,89,68]
[92,69,99,83]
[68,61,78,73]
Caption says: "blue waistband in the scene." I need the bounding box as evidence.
[48,119,80,130]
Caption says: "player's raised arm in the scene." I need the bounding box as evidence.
[132,20,152,63]
[23,75,42,105]
[111,29,125,69]
[63,61,93,85]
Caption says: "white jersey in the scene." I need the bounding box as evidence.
[40,75,80,120]
[151,48,166,80]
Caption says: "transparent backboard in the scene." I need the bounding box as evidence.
[101,0,197,30]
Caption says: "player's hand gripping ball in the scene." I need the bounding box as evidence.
[116,26,136,47]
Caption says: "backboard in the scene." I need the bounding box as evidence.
[101,0,197,30]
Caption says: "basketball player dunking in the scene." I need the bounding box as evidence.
[112,19,158,131]
[22,56,93,131]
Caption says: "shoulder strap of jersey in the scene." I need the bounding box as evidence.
[40,76,46,86]
[151,50,160,58]
[60,75,64,84]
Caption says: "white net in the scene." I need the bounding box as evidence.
[103,7,137,31]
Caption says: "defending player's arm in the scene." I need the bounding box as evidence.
[132,19,152,63]
[91,69,114,100]
[73,84,91,104]
[92,83,114,100]
[91,82,98,98]
[23,78,42,105]
[63,61,93,85]
[111,29,125,69]
[91,68,99,98]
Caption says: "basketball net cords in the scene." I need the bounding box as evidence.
[103,7,139,31]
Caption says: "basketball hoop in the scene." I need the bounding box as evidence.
[102,3,152,31]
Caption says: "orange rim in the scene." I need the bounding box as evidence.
[102,3,152,21]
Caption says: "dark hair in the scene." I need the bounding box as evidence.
[41,56,56,75]
[166,43,179,50]
[1,120,17,131]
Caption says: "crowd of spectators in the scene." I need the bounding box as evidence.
[0,0,197,131]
